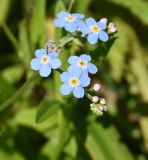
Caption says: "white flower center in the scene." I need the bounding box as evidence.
[91,25,100,33]
[77,60,87,68]
[41,56,49,64]
[66,15,75,22]
[69,77,79,87]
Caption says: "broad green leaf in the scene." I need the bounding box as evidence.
[64,136,77,158]
[36,100,61,124]
[2,64,24,84]
[85,118,135,160]
[109,0,148,25]
[29,0,46,48]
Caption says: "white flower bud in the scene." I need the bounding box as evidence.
[92,96,99,103]
[100,98,106,105]
[93,83,100,91]
[100,18,108,24]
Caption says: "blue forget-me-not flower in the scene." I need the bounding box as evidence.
[30,49,61,77]
[54,11,84,33]
[78,18,109,44]
[68,54,98,74]
[60,67,90,98]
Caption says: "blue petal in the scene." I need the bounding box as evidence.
[79,73,90,87]
[64,21,77,32]
[73,86,84,98]
[50,58,61,69]
[68,65,82,78]
[87,33,99,44]
[97,22,107,30]
[35,49,45,58]
[86,18,96,26]
[88,63,98,74]
[48,51,58,58]
[39,65,51,77]
[76,19,90,34]
[98,31,109,42]
[57,11,68,18]
[30,58,41,70]
[80,54,91,62]
[60,84,72,95]
[54,18,66,28]
[60,72,71,83]
[72,13,84,19]
[68,56,79,65]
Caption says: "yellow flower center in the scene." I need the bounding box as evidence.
[77,60,87,68]
[92,25,100,33]
[41,56,49,64]
[66,15,74,22]
[69,77,79,87]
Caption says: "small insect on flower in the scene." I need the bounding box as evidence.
[60,67,90,98]
[45,39,61,53]
[68,54,98,74]
[30,49,61,77]
[54,11,84,33]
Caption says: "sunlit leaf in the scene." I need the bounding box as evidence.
[36,100,61,124]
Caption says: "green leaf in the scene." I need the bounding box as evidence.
[36,100,61,124]
[18,21,31,67]
[0,0,10,26]
[75,0,91,13]
[0,75,14,102]
[109,0,148,25]
[55,0,66,15]
[85,117,135,160]
[2,64,24,84]
[29,0,46,48]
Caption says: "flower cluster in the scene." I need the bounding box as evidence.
[30,11,117,116]
[60,54,97,98]
[88,83,107,116]
[54,11,117,44]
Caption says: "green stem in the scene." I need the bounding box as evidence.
[2,23,19,51]
[68,0,76,12]
[0,73,37,112]
[51,109,67,160]
[58,36,74,48]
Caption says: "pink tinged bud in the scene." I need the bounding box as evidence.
[92,96,99,103]
[99,106,107,112]
[108,23,117,33]
[100,18,108,24]
[93,83,100,91]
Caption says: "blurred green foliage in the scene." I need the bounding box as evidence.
[0,0,148,160]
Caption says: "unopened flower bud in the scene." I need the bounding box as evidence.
[100,98,106,105]
[92,96,99,103]
[100,18,108,24]
[93,83,100,91]
[108,23,117,33]
[99,106,107,112]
